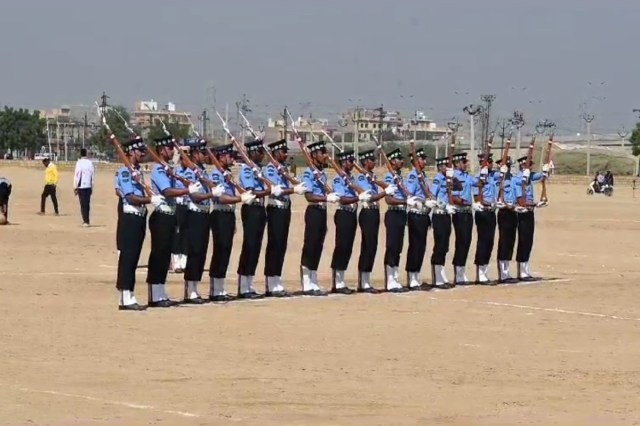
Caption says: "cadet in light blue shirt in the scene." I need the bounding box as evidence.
[513,156,546,206]
[300,140,338,296]
[430,156,455,288]
[450,152,473,285]
[494,156,521,284]
[473,153,497,207]
[452,153,475,207]
[472,154,499,283]
[382,148,409,293]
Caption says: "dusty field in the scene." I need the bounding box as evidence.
[1,166,639,426]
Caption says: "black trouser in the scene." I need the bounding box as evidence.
[77,188,92,224]
[357,207,380,272]
[431,213,452,265]
[0,183,10,220]
[209,210,236,278]
[384,209,407,267]
[497,209,518,260]
[264,206,291,276]
[172,204,189,255]
[116,212,147,291]
[146,211,176,284]
[238,204,267,276]
[474,210,497,265]
[301,205,327,270]
[406,212,430,272]
[184,210,210,281]
[331,208,358,271]
[116,198,123,250]
[452,212,473,266]
[41,184,59,214]
[516,210,535,262]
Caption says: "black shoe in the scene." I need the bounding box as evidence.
[209,294,235,302]
[148,299,175,308]
[518,276,537,282]
[498,278,519,284]
[183,296,206,305]
[455,281,471,286]
[388,287,410,293]
[174,268,184,274]
[118,303,147,311]
[357,287,380,294]
[477,280,498,286]
[433,283,452,290]
[265,290,291,298]
[331,287,355,295]
[238,291,265,300]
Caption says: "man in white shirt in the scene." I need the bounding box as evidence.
[74,148,95,226]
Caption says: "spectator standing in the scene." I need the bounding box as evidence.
[74,148,96,226]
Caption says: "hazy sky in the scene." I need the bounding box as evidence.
[0,0,637,134]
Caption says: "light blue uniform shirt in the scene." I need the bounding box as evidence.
[239,163,266,192]
[472,172,497,204]
[184,164,210,206]
[302,167,328,197]
[383,171,406,201]
[356,172,379,195]
[406,167,429,201]
[514,171,545,203]
[453,169,474,205]
[150,163,177,207]
[332,173,357,198]
[116,166,146,206]
[210,168,237,197]
[264,163,291,201]
[430,173,450,206]
[174,166,188,190]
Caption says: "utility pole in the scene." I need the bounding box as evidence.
[618,126,628,150]
[497,118,509,157]
[83,113,87,149]
[100,91,109,116]
[480,94,495,148]
[373,104,386,162]
[281,107,289,141]
[463,104,483,172]
[235,93,251,144]
[582,112,595,176]
[200,109,209,139]
[508,111,525,159]
[446,118,461,157]
[351,106,361,157]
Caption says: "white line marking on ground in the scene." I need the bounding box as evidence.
[7,385,200,418]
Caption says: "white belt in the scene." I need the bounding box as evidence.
[246,199,265,206]
[338,205,357,212]
[176,197,188,205]
[360,201,379,209]
[188,202,210,213]
[308,202,327,209]
[268,198,291,209]
[432,208,449,215]
[123,204,147,216]
[212,204,235,212]
[409,207,431,215]
[155,204,176,215]
[388,205,406,212]
[455,206,472,213]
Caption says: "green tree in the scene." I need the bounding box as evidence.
[630,122,640,156]
[0,106,47,155]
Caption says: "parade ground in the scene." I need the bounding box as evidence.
[1,165,639,426]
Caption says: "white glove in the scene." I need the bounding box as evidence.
[536,201,548,208]
[271,184,284,197]
[515,206,528,213]
[151,194,165,207]
[495,201,506,209]
[424,199,437,209]
[522,169,531,179]
[327,192,340,203]
[384,184,397,195]
[480,167,489,177]
[293,183,307,195]
[188,182,202,194]
[472,202,484,212]
[407,196,423,209]
[542,164,550,173]
[500,165,508,174]
[240,191,256,204]
[358,191,372,202]
[445,205,456,215]
[445,168,455,178]
[211,185,225,197]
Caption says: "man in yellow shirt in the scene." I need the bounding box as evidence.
[40,158,59,215]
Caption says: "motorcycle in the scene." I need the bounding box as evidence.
[586,182,613,197]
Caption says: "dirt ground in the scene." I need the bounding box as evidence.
[1,166,639,426]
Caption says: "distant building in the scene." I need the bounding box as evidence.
[267,115,334,142]
[131,99,192,129]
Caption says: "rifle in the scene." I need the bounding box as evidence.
[285,108,332,193]
[203,146,246,194]
[371,134,409,197]
[94,101,154,197]
[446,130,457,204]
[317,129,366,194]
[215,111,272,190]
[238,110,300,185]
[476,131,495,205]
[518,135,537,207]
[539,132,554,203]
[496,136,512,205]
[410,140,433,199]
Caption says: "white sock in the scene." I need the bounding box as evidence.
[239,275,250,294]
[334,270,346,289]
[120,290,129,306]
[519,262,529,278]
[247,275,256,293]
[301,266,313,291]
[117,250,121,261]
[435,265,448,285]
[310,270,321,291]
[151,284,165,302]
[499,261,511,280]
[478,265,488,282]
[523,262,532,277]
[171,254,180,270]
[386,266,401,289]
[267,276,278,292]
[186,281,199,299]
[180,254,188,270]
[409,272,421,288]
[210,277,226,296]
[455,266,468,283]
[360,272,372,289]
[274,276,285,292]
